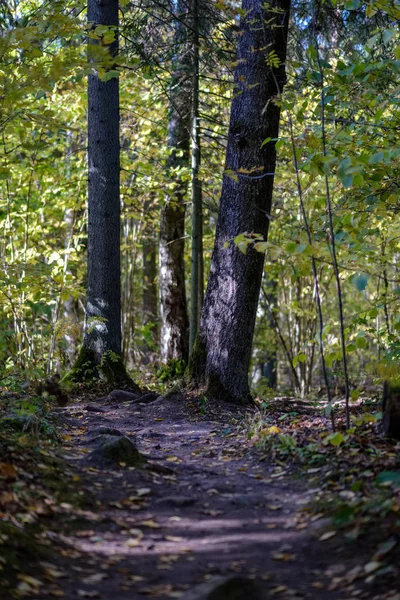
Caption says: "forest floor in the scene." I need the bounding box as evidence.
[1,387,400,600]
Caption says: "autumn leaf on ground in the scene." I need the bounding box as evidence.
[319,531,337,541]
[137,520,161,528]
[0,462,17,478]
[271,552,296,561]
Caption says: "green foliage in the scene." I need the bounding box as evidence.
[1,0,399,401]
[156,358,187,383]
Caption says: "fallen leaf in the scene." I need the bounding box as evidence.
[319,531,337,541]
[271,552,296,562]
[0,462,17,478]
[125,538,141,547]
[81,573,106,584]
[137,520,161,528]
[128,528,144,537]
[364,561,381,574]
[17,575,42,587]
[136,488,152,496]
[270,585,288,594]
[372,537,397,561]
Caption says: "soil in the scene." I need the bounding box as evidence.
[6,391,399,600]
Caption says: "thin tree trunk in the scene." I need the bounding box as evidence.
[262,275,278,389]
[142,219,159,353]
[159,0,191,364]
[188,0,291,404]
[189,0,203,353]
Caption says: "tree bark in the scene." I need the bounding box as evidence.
[189,0,203,354]
[188,0,291,404]
[84,0,121,362]
[262,276,278,389]
[159,0,191,364]
[142,221,159,352]
[382,382,400,440]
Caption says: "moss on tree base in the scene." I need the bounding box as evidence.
[100,351,140,392]
[62,347,140,393]
[185,334,207,385]
[61,346,99,385]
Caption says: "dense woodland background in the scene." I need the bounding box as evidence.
[2,2,400,597]
[0,0,399,405]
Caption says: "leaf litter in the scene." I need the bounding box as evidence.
[0,388,399,599]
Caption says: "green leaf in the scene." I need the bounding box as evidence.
[326,432,345,447]
[224,169,238,183]
[261,137,272,148]
[344,0,360,9]
[254,241,268,253]
[285,241,297,254]
[368,152,384,164]
[376,471,400,484]
[0,169,11,180]
[100,70,120,82]
[351,273,369,291]
[342,174,353,188]
[355,336,367,349]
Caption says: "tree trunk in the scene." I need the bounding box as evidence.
[188,0,291,404]
[382,382,400,440]
[65,0,137,388]
[84,0,121,362]
[262,276,278,389]
[142,221,159,353]
[189,0,203,354]
[159,0,191,364]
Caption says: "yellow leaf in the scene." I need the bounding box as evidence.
[268,426,281,434]
[166,456,181,463]
[137,520,161,528]
[18,575,42,587]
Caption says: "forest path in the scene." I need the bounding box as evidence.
[39,392,368,600]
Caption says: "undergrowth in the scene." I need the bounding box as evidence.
[0,378,87,596]
[245,395,400,554]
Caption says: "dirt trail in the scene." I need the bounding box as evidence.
[28,393,375,600]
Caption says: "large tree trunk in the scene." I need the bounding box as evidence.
[188,0,291,403]
[84,0,121,361]
[65,0,136,388]
[159,0,191,364]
